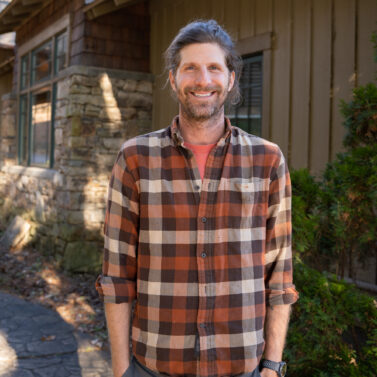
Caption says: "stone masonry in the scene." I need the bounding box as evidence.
[0,93,16,167]
[0,65,153,272]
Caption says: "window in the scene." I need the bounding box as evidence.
[30,90,52,165]
[17,28,68,168]
[31,40,52,85]
[226,54,263,136]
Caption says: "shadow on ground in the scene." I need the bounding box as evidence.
[0,291,112,377]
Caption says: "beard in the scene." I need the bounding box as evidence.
[175,84,231,122]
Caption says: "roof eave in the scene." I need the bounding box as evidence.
[0,0,50,34]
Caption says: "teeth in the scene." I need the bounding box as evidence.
[193,92,212,97]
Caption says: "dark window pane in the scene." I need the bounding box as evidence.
[18,94,28,163]
[31,41,52,84]
[55,31,67,74]
[20,55,29,90]
[30,90,51,166]
[226,54,263,136]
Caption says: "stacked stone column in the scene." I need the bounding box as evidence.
[0,66,153,272]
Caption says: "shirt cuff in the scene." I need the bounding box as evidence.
[95,275,136,303]
[265,286,299,306]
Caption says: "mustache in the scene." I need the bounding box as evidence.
[183,86,221,94]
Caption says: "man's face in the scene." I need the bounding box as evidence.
[169,43,235,121]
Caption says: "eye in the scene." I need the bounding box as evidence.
[185,65,195,71]
[209,65,220,71]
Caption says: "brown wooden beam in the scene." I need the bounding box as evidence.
[0,25,15,33]
[21,0,46,6]
[114,0,136,6]
[0,56,14,76]
[2,14,25,25]
[83,0,107,12]
[84,0,143,19]
[11,4,36,16]
[86,0,117,20]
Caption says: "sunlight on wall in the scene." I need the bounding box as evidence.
[99,73,121,121]
[79,72,119,229]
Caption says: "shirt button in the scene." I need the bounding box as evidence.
[201,252,207,258]
[201,217,207,223]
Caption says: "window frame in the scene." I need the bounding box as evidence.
[227,53,263,136]
[235,32,273,140]
[17,14,70,169]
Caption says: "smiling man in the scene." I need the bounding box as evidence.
[96,20,298,377]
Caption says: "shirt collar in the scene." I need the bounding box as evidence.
[170,116,232,148]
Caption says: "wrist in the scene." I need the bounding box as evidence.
[260,359,287,377]
[260,368,279,377]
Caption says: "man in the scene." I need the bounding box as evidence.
[96,20,298,377]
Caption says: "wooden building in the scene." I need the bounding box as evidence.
[150,0,377,174]
[0,0,375,280]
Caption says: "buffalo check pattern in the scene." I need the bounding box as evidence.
[96,117,298,377]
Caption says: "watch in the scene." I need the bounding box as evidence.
[260,359,287,377]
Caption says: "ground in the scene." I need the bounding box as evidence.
[0,244,108,351]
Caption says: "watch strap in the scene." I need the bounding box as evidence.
[261,359,286,377]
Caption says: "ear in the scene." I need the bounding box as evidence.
[169,70,177,92]
[228,71,235,92]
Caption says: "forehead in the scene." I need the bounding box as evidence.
[178,42,227,67]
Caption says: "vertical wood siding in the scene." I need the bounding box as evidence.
[310,0,332,174]
[150,0,376,174]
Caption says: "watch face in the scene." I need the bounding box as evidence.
[280,362,287,376]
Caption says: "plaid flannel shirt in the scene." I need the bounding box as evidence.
[96,117,298,377]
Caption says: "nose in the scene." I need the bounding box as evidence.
[195,66,211,87]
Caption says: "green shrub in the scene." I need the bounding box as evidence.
[290,169,321,256]
[340,83,377,149]
[320,145,377,278]
[285,259,377,377]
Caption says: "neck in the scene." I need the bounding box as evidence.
[178,108,226,145]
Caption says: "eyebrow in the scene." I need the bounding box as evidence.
[181,61,224,68]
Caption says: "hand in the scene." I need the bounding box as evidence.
[260,368,278,377]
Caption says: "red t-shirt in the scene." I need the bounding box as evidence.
[184,142,216,180]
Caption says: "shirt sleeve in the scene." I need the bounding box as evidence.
[264,148,299,306]
[96,147,139,303]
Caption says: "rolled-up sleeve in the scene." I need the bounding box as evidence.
[265,148,299,306]
[96,146,139,303]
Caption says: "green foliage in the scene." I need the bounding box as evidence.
[285,259,377,377]
[320,145,377,276]
[290,169,321,255]
[340,83,377,149]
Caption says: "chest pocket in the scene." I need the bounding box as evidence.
[229,178,266,205]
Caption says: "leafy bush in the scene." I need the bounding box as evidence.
[320,145,377,278]
[340,83,377,149]
[290,169,321,255]
[285,259,377,377]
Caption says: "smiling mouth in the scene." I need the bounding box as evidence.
[191,91,215,98]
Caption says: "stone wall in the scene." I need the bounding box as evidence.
[0,65,153,272]
[0,93,16,168]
